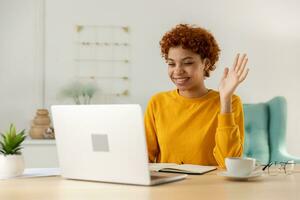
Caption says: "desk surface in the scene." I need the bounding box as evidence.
[1,166,300,200]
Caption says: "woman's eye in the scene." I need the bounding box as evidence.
[168,63,175,66]
[184,62,194,65]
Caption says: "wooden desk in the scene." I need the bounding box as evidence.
[1,167,300,200]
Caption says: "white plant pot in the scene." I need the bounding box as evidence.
[0,154,25,179]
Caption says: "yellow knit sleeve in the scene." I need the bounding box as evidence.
[144,97,159,163]
[213,96,245,168]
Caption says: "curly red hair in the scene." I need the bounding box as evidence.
[160,24,220,77]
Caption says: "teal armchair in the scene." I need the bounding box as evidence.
[243,96,300,164]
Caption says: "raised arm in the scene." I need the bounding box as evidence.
[213,53,249,167]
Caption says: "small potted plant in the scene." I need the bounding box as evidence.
[0,124,26,179]
[60,81,99,104]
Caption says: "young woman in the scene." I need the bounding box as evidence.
[144,24,249,168]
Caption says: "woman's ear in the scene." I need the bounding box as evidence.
[203,58,211,71]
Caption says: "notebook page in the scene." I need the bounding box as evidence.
[169,164,216,173]
[149,163,177,171]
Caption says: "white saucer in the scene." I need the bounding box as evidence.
[218,171,264,180]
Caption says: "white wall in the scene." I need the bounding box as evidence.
[0,0,43,130]
[1,0,300,155]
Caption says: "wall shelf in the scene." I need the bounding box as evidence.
[79,76,129,80]
[74,41,130,46]
[24,139,56,145]
[74,59,129,63]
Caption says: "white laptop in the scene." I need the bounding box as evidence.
[51,104,187,186]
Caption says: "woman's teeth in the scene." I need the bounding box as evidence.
[174,77,190,84]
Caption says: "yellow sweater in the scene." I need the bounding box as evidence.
[144,89,244,168]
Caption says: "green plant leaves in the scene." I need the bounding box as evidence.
[0,124,26,155]
[60,81,98,104]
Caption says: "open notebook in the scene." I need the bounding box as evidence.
[149,163,217,175]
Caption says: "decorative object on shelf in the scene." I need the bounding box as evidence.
[30,109,52,139]
[60,81,98,104]
[116,90,129,97]
[43,127,55,139]
[122,26,129,33]
[0,124,26,179]
[76,25,83,32]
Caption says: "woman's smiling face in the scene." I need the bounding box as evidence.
[167,46,207,92]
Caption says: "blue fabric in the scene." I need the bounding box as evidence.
[243,96,300,164]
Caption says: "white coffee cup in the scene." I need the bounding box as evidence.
[225,157,256,176]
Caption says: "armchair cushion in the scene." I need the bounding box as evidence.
[243,103,270,164]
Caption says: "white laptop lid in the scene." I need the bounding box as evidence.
[51,104,151,185]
